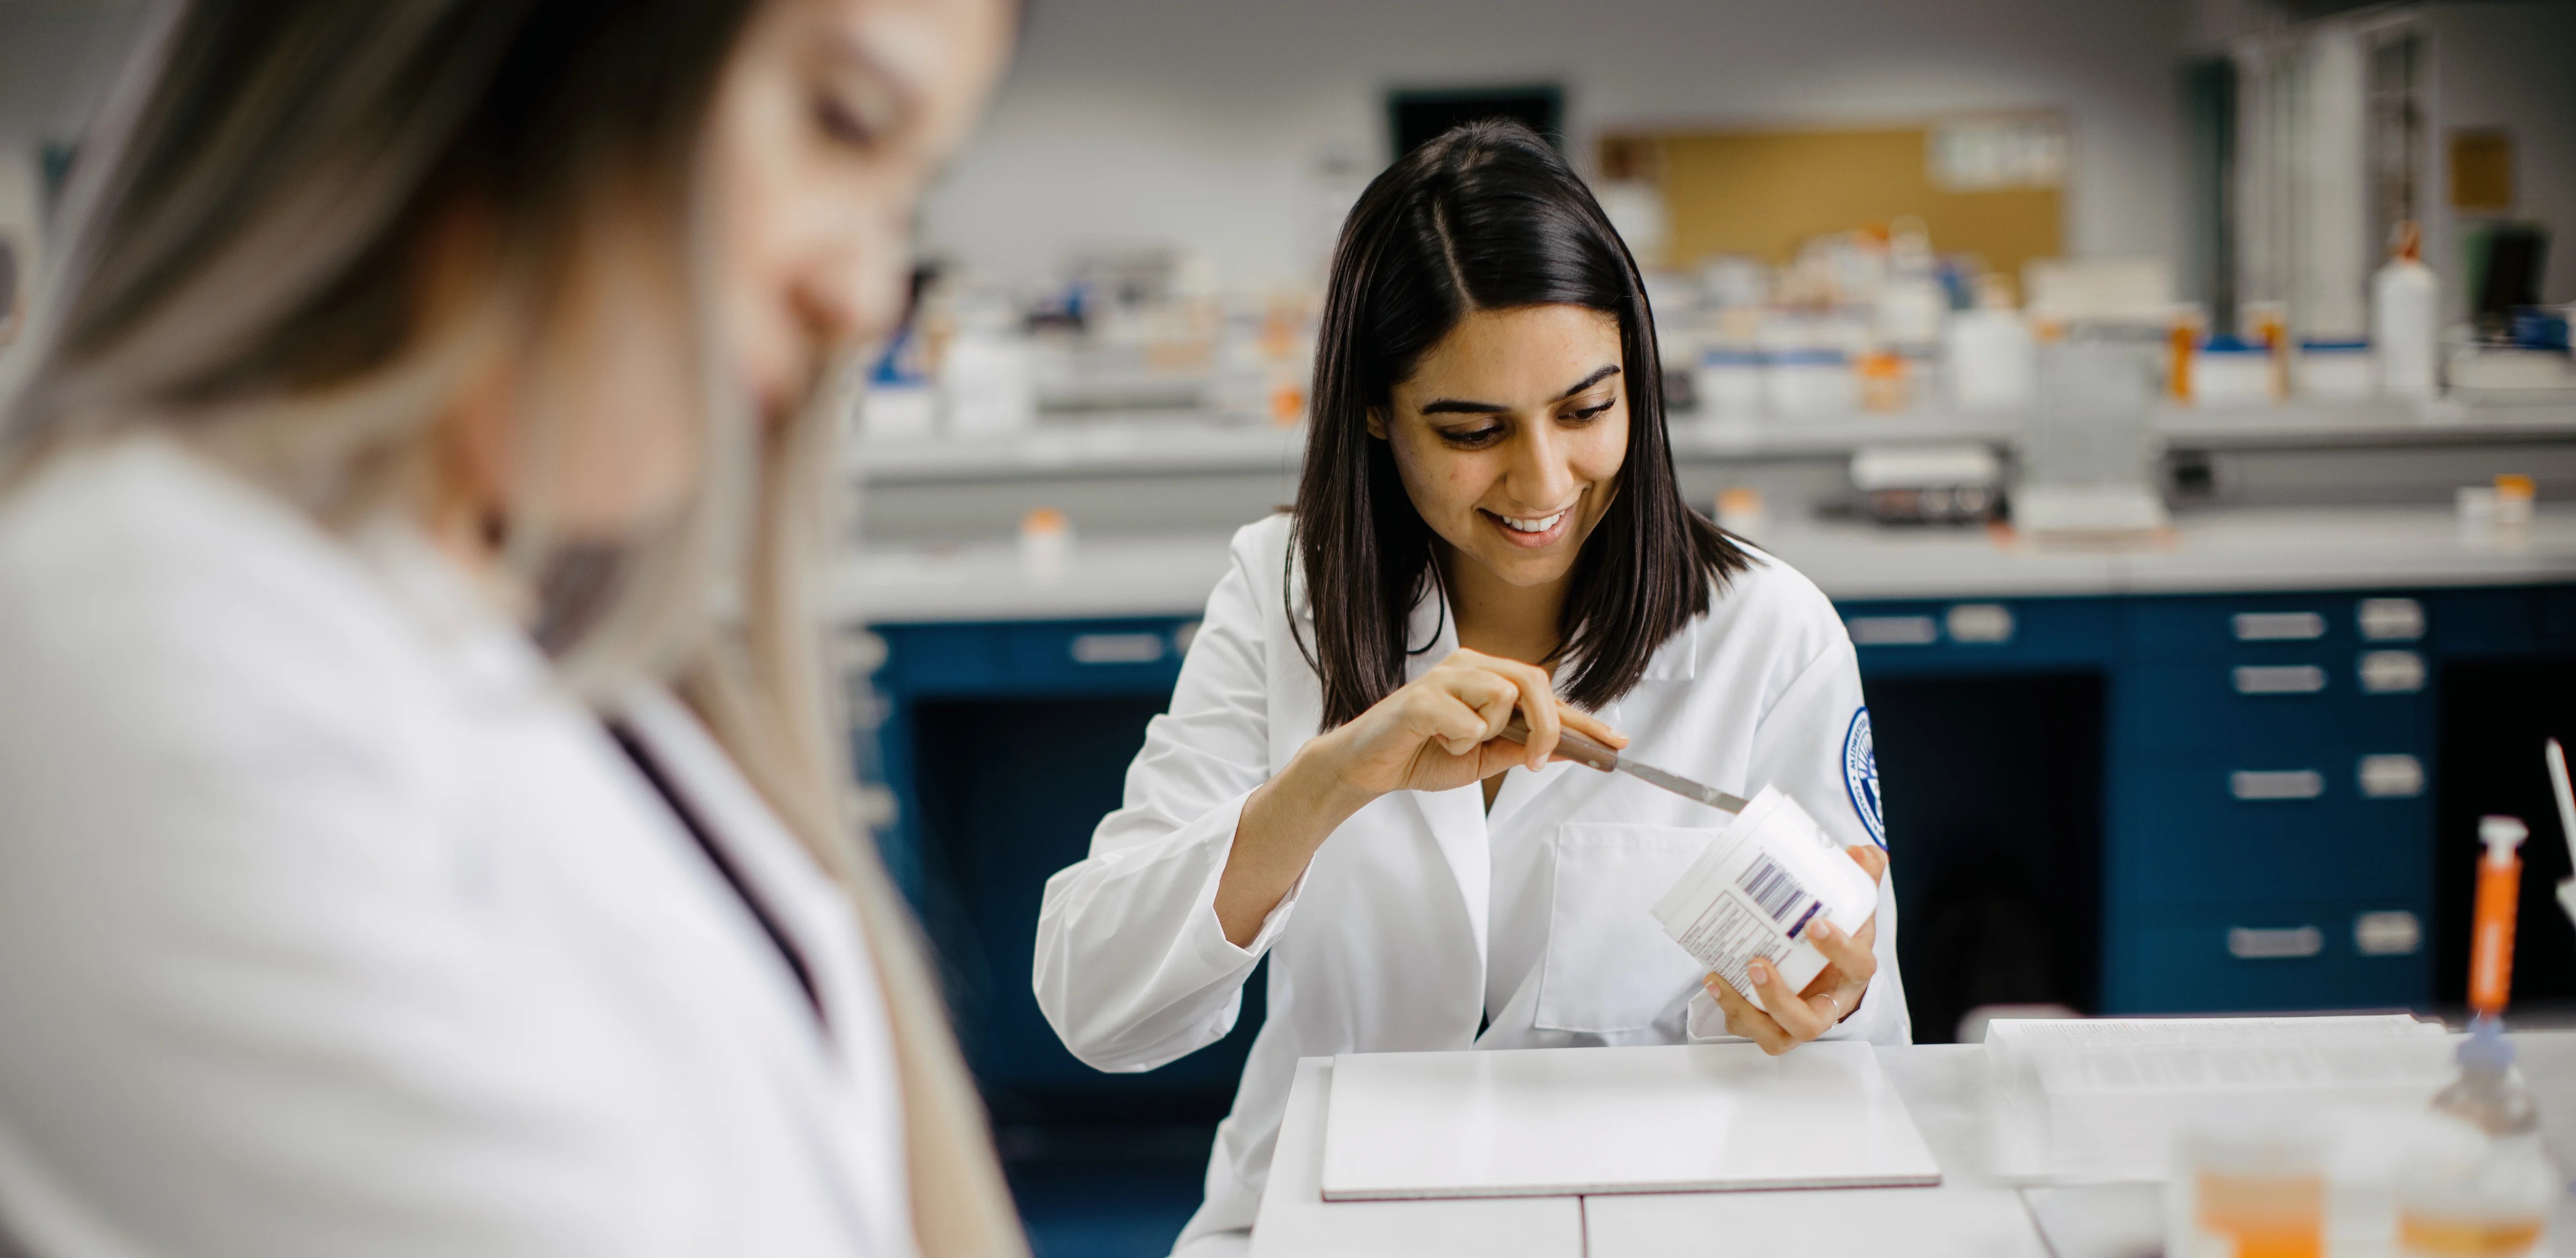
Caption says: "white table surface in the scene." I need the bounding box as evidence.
[841,506,2576,624]
[1248,1032,2576,1258]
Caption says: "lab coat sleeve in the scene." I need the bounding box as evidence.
[1033,533,1300,1072]
[1686,636,1913,1047]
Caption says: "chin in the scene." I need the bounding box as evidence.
[1473,546,1580,588]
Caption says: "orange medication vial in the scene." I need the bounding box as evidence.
[2468,816,2526,1016]
[2198,1169,2325,1258]
[2398,1212,2545,1257]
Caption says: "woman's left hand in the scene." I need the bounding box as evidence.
[1701,844,1889,1055]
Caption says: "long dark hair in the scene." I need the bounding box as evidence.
[1292,119,1749,728]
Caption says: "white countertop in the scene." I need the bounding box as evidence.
[1248,1032,2576,1258]
[839,506,2576,624]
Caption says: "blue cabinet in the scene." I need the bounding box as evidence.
[865,584,2576,1063]
[1838,585,2576,1016]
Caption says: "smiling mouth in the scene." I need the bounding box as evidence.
[1479,503,1579,548]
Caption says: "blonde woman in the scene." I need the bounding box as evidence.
[0,2,1016,1255]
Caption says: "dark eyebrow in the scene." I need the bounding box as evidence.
[1417,365,1622,416]
[1553,364,1622,401]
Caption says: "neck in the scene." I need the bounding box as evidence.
[1439,540,1570,666]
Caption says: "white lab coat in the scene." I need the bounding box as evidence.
[1034,513,1909,1255]
[0,438,916,1257]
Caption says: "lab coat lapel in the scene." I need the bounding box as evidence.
[1399,583,1491,965]
[613,687,870,1044]
[609,688,882,1227]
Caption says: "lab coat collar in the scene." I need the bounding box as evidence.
[1638,614,1701,681]
[1399,572,1451,682]
[347,517,558,705]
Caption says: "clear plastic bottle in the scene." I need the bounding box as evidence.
[2431,1017,2539,1138]
[2397,1020,2556,1254]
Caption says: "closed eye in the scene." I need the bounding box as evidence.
[1566,399,1615,421]
[814,92,882,149]
[1439,424,1507,447]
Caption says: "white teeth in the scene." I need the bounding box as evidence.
[1499,511,1567,534]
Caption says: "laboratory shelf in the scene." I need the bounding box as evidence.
[844,399,2576,485]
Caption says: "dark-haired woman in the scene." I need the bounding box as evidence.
[1035,121,1909,1256]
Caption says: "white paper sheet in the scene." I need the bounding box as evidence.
[1319,1042,1941,1201]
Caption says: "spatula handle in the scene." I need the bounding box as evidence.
[1499,715,1620,773]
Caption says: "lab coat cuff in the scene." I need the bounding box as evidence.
[1685,987,1740,1043]
[1182,792,1308,971]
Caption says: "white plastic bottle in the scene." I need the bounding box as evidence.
[2375,220,2438,399]
[1946,274,2035,413]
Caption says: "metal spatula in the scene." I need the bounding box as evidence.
[1500,715,1747,815]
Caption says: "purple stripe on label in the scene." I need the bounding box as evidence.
[1788,902,1822,939]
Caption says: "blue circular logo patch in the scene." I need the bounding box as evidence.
[1843,708,1884,847]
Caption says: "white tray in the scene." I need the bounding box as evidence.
[1319,1041,1942,1201]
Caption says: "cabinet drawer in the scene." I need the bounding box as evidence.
[2123,593,2429,661]
[2114,659,2428,753]
[2109,762,2432,905]
[2103,902,2431,1014]
[881,619,1194,694]
[1838,596,2117,674]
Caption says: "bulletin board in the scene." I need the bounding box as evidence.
[1602,124,2066,282]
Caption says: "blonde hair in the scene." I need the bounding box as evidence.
[2,4,1021,1253]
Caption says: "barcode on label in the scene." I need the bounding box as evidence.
[1738,854,1820,936]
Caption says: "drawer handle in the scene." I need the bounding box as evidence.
[2357,597,2426,642]
[2228,925,2323,960]
[1069,632,1167,665]
[2232,769,2324,800]
[2354,910,2422,957]
[1946,603,2014,644]
[2234,665,2327,695]
[2234,611,2326,641]
[1848,615,1939,646]
[2357,754,2425,798]
[2358,650,2426,694]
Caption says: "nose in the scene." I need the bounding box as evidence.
[796,208,912,364]
[1504,417,1579,510]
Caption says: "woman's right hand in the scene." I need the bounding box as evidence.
[1218,649,1626,946]
[1311,649,1628,799]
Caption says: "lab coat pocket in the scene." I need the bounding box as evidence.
[1534,823,1716,1034]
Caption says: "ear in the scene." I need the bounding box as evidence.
[1364,406,1389,440]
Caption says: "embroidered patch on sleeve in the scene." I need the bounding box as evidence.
[1842,707,1884,847]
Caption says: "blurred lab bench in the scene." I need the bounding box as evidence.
[845,401,2576,1137]
[849,398,2576,547]
[1242,1029,2576,1257]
